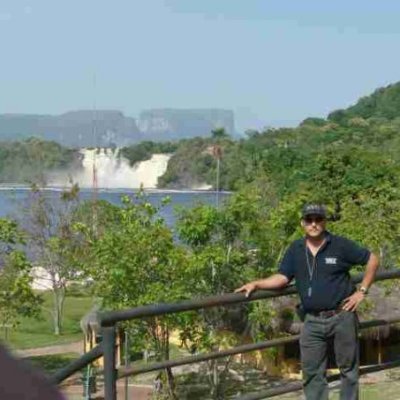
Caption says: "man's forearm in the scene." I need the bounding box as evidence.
[360,253,379,289]
[253,273,289,290]
[343,252,380,312]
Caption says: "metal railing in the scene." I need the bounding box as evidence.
[52,269,400,399]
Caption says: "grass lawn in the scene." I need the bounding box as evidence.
[2,291,95,350]
[127,342,191,385]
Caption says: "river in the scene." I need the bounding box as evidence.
[0,187,230,227]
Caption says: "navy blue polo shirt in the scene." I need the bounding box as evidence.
[279,232,370,312]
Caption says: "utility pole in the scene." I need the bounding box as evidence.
[91,74,98,235]
[212,145,222,208]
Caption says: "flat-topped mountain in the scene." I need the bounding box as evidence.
[138,108,235,141]
[0,111,140,147]
[0,108,235,147]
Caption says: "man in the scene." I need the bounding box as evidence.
[235,204,379,400]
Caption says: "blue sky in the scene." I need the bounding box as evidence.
[1,0,399,132]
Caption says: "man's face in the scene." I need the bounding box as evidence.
[301,214,326,238]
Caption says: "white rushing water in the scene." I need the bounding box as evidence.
[49,148,171,189]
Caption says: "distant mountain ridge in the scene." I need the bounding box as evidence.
[0,108,235,147]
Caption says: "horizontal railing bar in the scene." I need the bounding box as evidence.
[237,359,400,399]
[53,270,400,384]
[356,358,400,375]
[118,336,299,379]
[50,344,103,385]
[360,316,400,329]
[117,315,400,379]
[100,288,297,327]
[100,269,400,326]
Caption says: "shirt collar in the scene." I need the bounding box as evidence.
[299,231,332,248]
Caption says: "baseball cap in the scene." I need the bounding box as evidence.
[301,204,327,219]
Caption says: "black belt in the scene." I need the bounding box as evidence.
[308,308,343,319]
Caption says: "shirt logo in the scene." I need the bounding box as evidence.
[325,257,337,265]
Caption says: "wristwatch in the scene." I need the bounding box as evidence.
[359,286,369,295]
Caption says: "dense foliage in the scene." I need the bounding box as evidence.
[328,81,400,122]
[0,218,42,327]
[156,82,400,194]
[158,136,236,189]
[22,184,83,335]
[0,137,76,184]
[121,141,178,166]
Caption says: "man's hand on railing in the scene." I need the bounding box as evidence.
[235,274,290,298]
[235,282,258,297]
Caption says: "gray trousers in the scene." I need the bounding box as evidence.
[300,311,359,400]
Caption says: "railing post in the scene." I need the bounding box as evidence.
[103,325,117,400]
[124,329,129,400]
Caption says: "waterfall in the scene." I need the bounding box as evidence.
[49,148,171,189]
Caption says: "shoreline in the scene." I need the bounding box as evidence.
[0,185,232,194]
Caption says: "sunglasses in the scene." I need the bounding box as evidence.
[304,216,325,224]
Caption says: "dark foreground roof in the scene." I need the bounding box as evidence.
[0,343,64,400]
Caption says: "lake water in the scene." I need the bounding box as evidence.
[0,188,230,227]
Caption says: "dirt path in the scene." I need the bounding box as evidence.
[15,341,83,358]
[63,383,153,400]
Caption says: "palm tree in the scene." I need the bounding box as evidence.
[211,127,228,139]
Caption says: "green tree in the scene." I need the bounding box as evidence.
[77,193,188,398]
[0,218,42,329]
[23,184,81,335]
[211,127,229,139]
[174,179,304,398]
